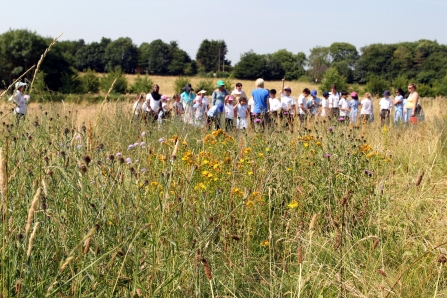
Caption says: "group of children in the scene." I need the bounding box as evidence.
[132,81,423,130]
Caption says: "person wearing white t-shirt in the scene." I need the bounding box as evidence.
[157,95,171,124]
[328,85,340,118]
[193,97,206,127]
[321,92,330,117]
[224,95,235,131]
[297,88,310,124]
[132,94,144,123]
[231,82,247,104]
[8,82,29,122]
[379,90,393,127]
[234,97,250,130]
[360,92,373,126]
[338,91,349,121]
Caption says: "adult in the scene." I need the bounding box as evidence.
[404,84,419,123]
[144,84,162,123]
[328,85,340,118]
[251,79,270,126]
[8,82,29,122]
[393,88,404,124]
[231,82,247,104]
[181,84,195,124]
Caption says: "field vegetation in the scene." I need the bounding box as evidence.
[1,96,447,297]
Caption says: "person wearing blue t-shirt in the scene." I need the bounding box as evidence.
[307,89,321,118]
[251,78,270,128]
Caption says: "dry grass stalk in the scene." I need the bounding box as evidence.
[0,148,7,203]
[201,258,213,280]
[195,249,201,268]
[309,214,317,231]
[29,33,63,95]
[83,238,91,254]
[416,170,425,187]
[298,246,303,264]
[7,161,21,184]
[93,78,117,134]
[25,188,41,235]
[171,140,179,160]
[26,222,40,257]
[41,179,48,197]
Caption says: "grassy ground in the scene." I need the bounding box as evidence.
[1,98,447,297]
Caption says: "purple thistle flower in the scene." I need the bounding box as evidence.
[283,111,289,115]
[328,126,334,131]
[135,159,139,163]
[158,138,165,143]
[116,152,122,157]
[141,131,146,137]
[127,144,134,150]
[125,158,132,164]
[141,168,147,173]
[76,145,82,149]
[325,153,331,159]
[254,118,261,123]
[140,142,146,147]
[133,142,139,147]
[338,117,345,122]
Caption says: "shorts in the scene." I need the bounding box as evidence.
[237,117,248,129]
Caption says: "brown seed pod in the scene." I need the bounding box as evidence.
[373,238,380,250]
[416,170,425,187]
[297,246,303,264]
[201,258,213,280]
[231,235,241,241]
[378,269,387,277]
[438,254,447,264]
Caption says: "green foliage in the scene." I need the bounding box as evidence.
[196,39,230,72]
[271,49,306,80]
[173,76,191,94]
[392,75,409,93]
[332,60,353,83]
[80,69,100,93]
[195,79,214,95]
[221,78,234,92]
[307,46,330,83]
[365,75,389,96]
[76,38,110,72]
[320,68,348,93]
[432,75,447,96]
[100,68,128,94]
[417,84,436,97]
[104,37,138,73]
[59,73,83,94]
[184,60,198,76]
[129,75,154,94]
[329,42,359,67]
[233,51,285,80]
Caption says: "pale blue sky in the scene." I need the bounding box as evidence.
[2,0,446,63]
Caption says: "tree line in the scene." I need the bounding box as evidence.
[1,29,446,97]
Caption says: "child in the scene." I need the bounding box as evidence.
[207,104,219,130]
[132,94,144,123]
[360,93,373,125]
[321,92,330,117]
[307,89,321,118]
[157,95,171,123]
[193,97,206,127]
[234,97,250,130]
[297,88,310,124]
[224,95,235,131]
[269,89,282,117]
[348,92,360,126]
[172,94,184,119]
[338,91,349,122]
[379,90,393,127]
[280,79,296,118]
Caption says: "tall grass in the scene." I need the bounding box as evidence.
[0,98,447,297]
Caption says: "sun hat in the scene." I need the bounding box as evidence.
[323,92,330,97]
[15,82,27,89]
[198,90,207,94]
[351,92,357,97]
[228,96,234,101]
[161,95,169,100]
[184,84,193,92]
[217,80,225,87]
[311,90,317,96]
[383,90,391,96]
[284,86,292,92]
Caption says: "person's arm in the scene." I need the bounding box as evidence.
[281,78,285,94]
[412,93,419,116]
[212,91,217,106]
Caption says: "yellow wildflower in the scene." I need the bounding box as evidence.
[288,200,299,209]
[151,181,159,187]
[258,153,264,158]
[246,200,254,207]
[260,240,269,247]
[304,142,309,148]
[265,147,270,152]
[243,148,252,154]
[248,171,253,175]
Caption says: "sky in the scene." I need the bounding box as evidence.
[2,0,447,64]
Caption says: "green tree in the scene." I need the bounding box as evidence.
[75,38,110,72]
[233,51,265,80]
[271,49,306,80]
[59,73,83,94]
[392,75,409,93]
[80,69,100,93]
[167,41,192,75]
[329,42,359,67]
[100,68,128,94]
[196,40,230,73]
[365,75,389,97]
[129,75,154,94]
[392,45,413,72]
[143,39,171,75]
[307,46,330,83]
[55,39,85,68]
[320,68,348,93]
[332,60,353,83]
[104,37,138,73]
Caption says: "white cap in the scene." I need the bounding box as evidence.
[15,82,27,89]
[197,90,207,94]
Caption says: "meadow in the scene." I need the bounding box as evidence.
[1,91,447,297]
